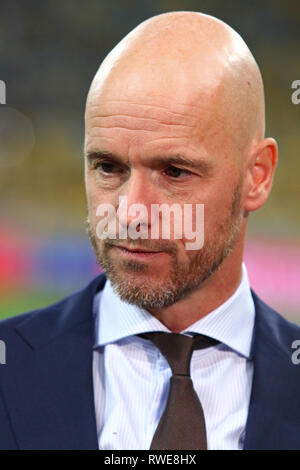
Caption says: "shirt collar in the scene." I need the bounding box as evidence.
[94,262,255,359]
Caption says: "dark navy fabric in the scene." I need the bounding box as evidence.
[0,273,299,449]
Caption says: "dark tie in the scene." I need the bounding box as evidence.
[139,332,219,450]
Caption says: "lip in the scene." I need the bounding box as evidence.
[115,245,165,260]
[116,245,161,253]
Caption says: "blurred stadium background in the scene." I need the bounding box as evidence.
[0,0,299,320]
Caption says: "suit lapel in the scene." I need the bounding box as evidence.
[244,292,300,450]
[1,274,106,449]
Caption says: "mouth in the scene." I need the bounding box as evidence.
[114,245,165,260]
[116,245,162,253]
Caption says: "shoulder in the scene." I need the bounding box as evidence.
[251,289,300,359]
[0,273,107,344]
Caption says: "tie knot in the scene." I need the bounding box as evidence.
[139,332,219,376]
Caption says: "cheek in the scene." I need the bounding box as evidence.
[85,178,95,211]
[86,181,120,234]
[202,190,234,230]
[85,180,104,225]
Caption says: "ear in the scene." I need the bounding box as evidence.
[244,137,278,213]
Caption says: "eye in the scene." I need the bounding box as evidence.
[95,161,122,174]
[163,166,191,179]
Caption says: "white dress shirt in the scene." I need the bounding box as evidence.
[92,262,255,450]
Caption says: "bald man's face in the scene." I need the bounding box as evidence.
[84,75,245,309]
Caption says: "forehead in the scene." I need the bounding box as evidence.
[86,94,201,144]
[85,85,229,161]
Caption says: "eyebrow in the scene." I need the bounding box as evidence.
[85,150,126,166]
[85,150,213,175]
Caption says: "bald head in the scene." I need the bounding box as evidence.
[86,11,265,155]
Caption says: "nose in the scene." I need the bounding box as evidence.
[117,169,157,237]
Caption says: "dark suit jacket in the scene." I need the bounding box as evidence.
[0,272,300,449]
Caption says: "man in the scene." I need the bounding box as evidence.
[0,11,300,450]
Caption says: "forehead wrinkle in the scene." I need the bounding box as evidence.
[86,105,200,138]
[87,98,202,115]
[87,128,193,142]
[89,111,196,127]
[86,99,201,128]
[86,98,215,147]
[86,114,195,130]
